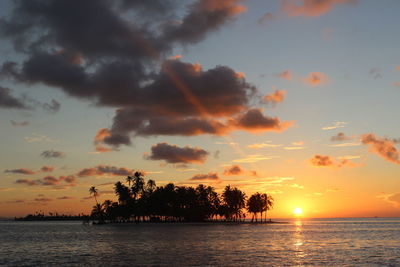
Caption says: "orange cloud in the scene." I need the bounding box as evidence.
[361,133,400,164]
[169,54,183,60]
[41,166,54,172]
[281,0,357,17]
[94,128,113,152]
[310,154,356,168]
[277,70,292,80]
[263,89,286,105]
[201,0,247,15]
[303,72,329,87]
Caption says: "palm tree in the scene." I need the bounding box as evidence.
[132,171,145,199]
[247,193,262,222]
[261,194,274,222]
[126,176,133,187]
[89,186,99,205]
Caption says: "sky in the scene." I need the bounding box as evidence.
[0,0,400,218]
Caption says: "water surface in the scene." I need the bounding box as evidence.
[1,218,399,266]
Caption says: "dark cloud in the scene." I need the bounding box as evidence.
[40,150,65,159]
[10,120,29,127]
[233,108,292,132]
[15,175,76,186]
[77,165,134,177]
[4,168,36,175]
[223,165,243,175]
[146,143,209,164]
[361,133,400,164]
[0,86,27,109]
[57,196,74,200]
[0,0,292,149]
[34,197,53,203]
[163,0,246,44]
[42,99,61,113]
[190,172,220,181]
[369,68,382,79]
[331,132,351,142]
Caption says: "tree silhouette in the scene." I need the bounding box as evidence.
[89,186,99,205]
[85,174,275,224]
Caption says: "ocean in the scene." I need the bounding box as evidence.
[1,218,399,266]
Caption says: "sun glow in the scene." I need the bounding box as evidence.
[293,207,303,216]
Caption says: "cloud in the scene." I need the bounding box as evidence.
[223,165,244,176]
[322,121,347,130]
[57,196,74,200]
[310,155,334,167]
[377,193,400,208]
[361,133,400,164]
[283,146,305,150]
[190,172,220,181]
[280,0,357,17]
[247,142,282,149]
[369,68,382,79]
[42,99,61,113]
[34,197,53,203]
[41,166,54,172]
[0,86,27,109]
[276,70,292,80]
[303,72,329,87]
[145,143,208,164]
[10,120,29,127]
[233,108,293,132]
[258,12,274,25]
[331,132,352,141]
[310,154,357,168]
[25,133,59,143]
[263,89,286,106]
[40,150,65,159]
[388,193,400,205]
[93,128,113,153]
[329,142,360,147]
[15,175,76,186]
[0,1,291,149]
[289,183,304,189]
[4,168,36,175]
[77,165,134,177]
[233,155,272,163]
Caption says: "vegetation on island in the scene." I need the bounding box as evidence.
[90,172,274,223]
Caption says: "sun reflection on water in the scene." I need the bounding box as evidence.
[293,219,306,265]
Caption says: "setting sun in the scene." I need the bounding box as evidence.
[293,207,303,216]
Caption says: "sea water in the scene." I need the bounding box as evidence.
[1,218,399,266]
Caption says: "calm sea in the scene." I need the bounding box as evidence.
[0,218,399,266]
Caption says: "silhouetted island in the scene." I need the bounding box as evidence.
[88,172,275,224]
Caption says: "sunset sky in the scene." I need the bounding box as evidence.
[1,0,399,218]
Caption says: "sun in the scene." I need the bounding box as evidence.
[293,207,303,216]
